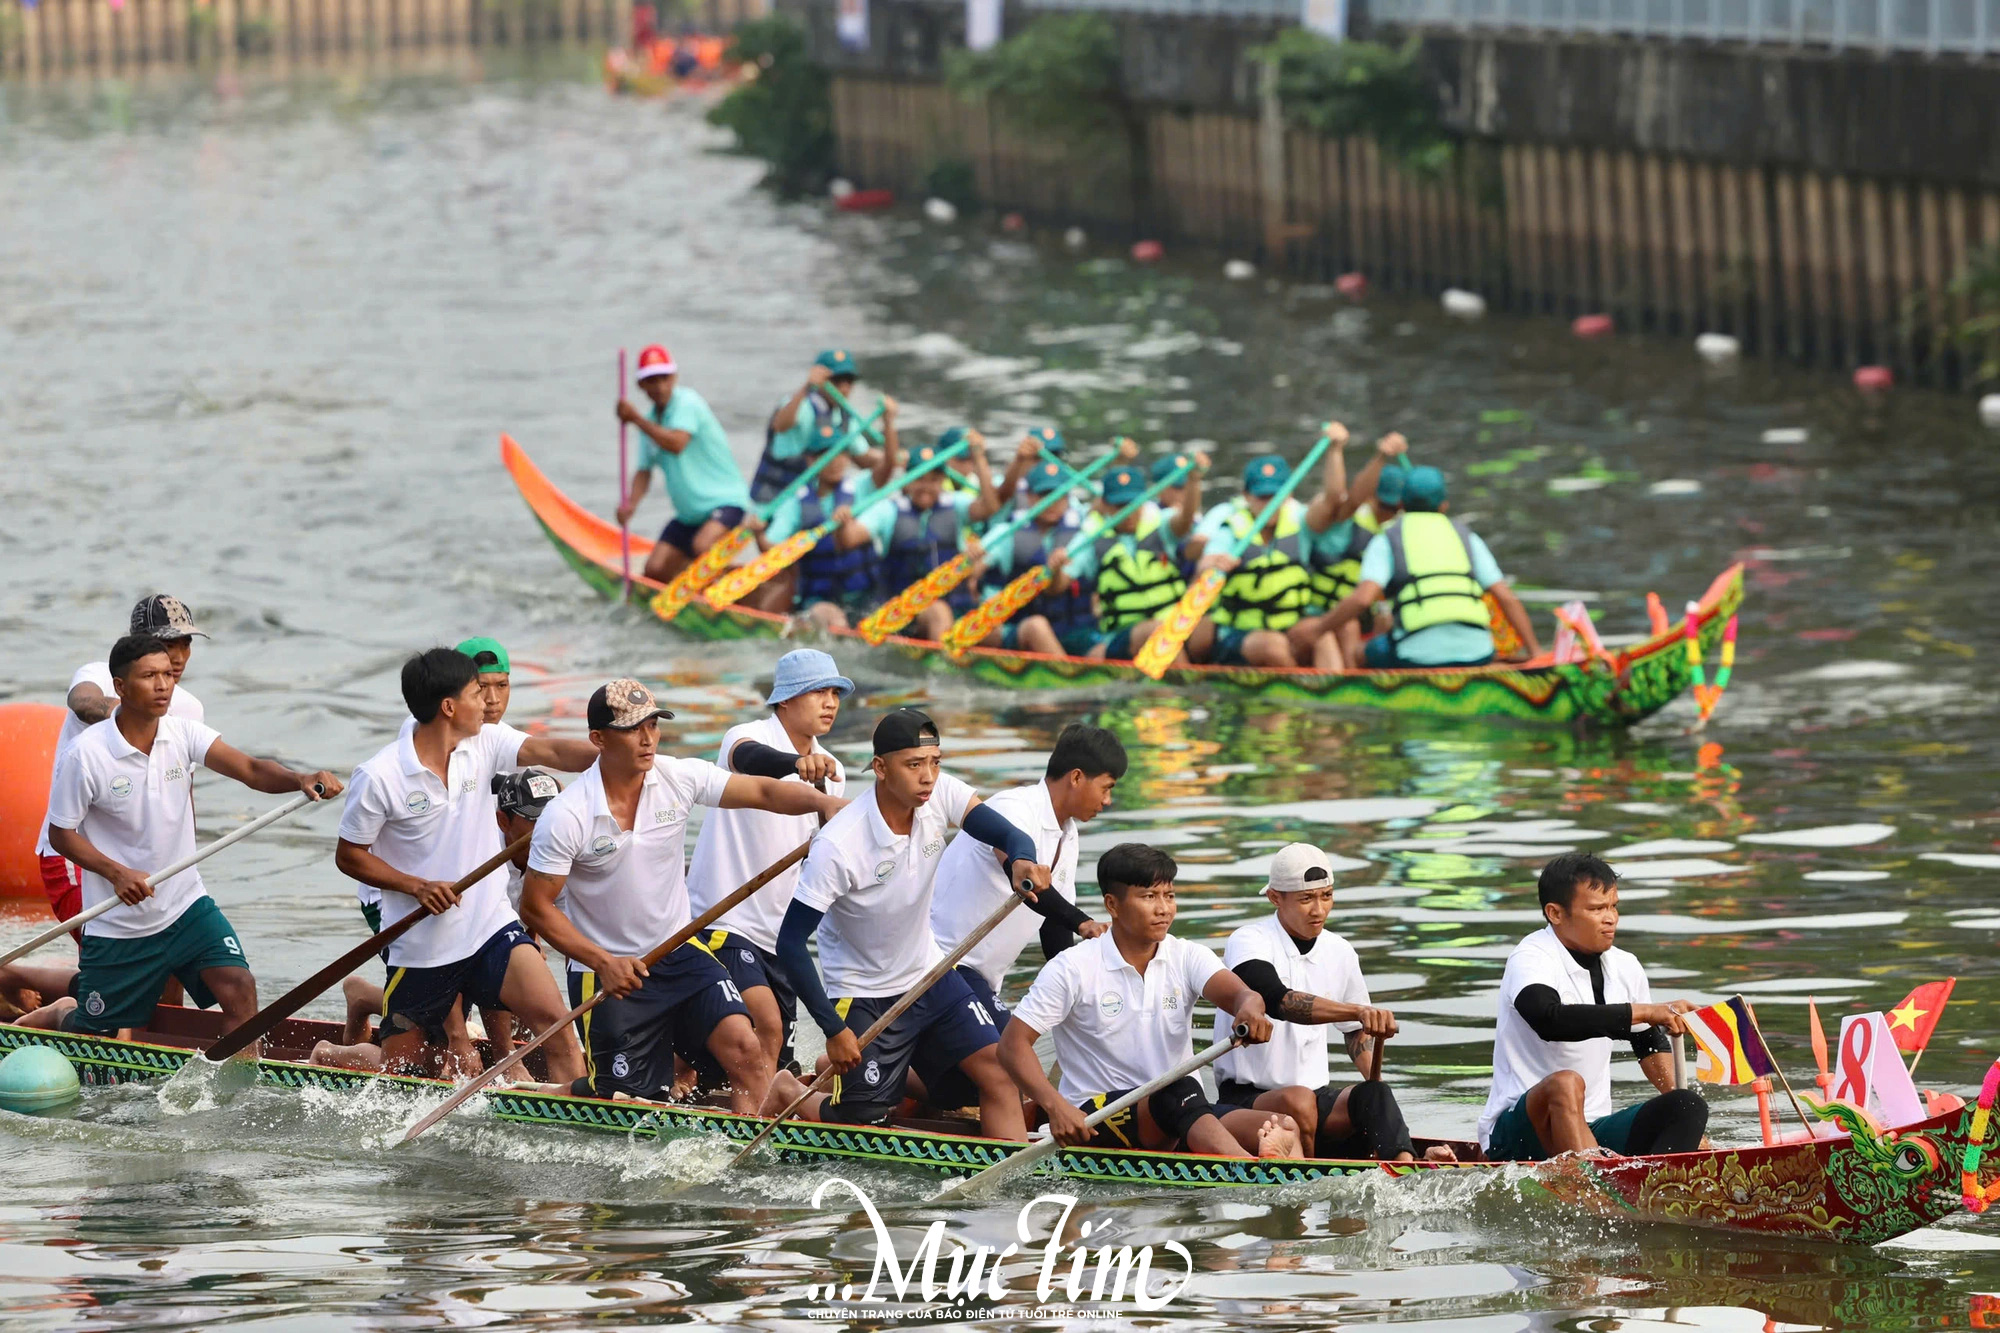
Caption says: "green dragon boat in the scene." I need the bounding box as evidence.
[506,436,1745,729]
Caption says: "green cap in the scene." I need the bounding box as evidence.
[814,349,859,378]
[1375,465,1408,507]
[1101,466,1146,507]
[936,426,967,452]
[1149,453,1190,484]
[456,637,510,675]
[1026,460,1068,496]
[1030,426,1065,455]
[1243,454,1290,499]
[1402,466,1448,512]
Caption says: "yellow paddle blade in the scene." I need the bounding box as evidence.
[705,528,822,608]
[650,526,753,621]
[942,565,1052,654]
[1485,591,1523,657]
[858,552,975,644]
[1133,566,1226,678]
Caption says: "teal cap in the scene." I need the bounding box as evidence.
[935,426,967,452]
[1029,426,1065,455]
[910,443,951,471]
[1243,454,1290,499]
[1403,466,1448,512]
[1026,461,1068,495]
[1150,453,1191,484]
[814,349,859,378]
[1375,464,1408,507]
[1101,466,1146,507]
[456,637,510,675]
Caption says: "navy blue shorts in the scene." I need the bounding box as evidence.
[658,505,747,557]
[1212,627,1251,665]
[567,942,749,1101]
[706,929,798,1071]
[1096,625,1139,661]
[824,968,1000,1124]
[1085,1075,1215,1151]
[1363,635,1495,670]
[380,922,532,1047]
[921,967,1012,1109]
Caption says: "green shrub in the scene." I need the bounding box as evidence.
[1946,245,2000,385]
[707,16,835,196]
[945,12,1126,147]
[923,158,979,213]
[1255,31,1454,176]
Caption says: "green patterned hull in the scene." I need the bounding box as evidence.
[506,435,1740,728]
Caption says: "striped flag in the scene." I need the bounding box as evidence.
[1685,996,1778,1086]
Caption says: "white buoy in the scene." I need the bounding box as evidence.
[1762,427,1809,446]
[923,197,958,224]
[1063,227,1087,251]
[1224,259,1256,281]
[1695,333,1741,364]
[1981,394,2000,429]
[1441,288,1486,320]
[828,178,855,201]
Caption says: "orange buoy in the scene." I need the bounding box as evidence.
[0,703,64,900]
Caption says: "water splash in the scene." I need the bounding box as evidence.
[156,1054,259,1115]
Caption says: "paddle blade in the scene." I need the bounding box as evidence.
[1485,591,1523,658]
[859,553,975,644]
[1808,997,1829,1079]
[1133,567,1225,679]
[651,526,752,620]
[943,565,1051,654]
[706,528,821,608]
[934,1137,1062,1202]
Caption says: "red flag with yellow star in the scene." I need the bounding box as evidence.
[1886,978,1954,1054]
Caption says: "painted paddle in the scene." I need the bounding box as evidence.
[5,787,325,969]
[721,874,1038,1170]
[618,348,632,602]
[933,1025,1249,1202]
[703,437,972,609]
[649,403,886,621]
[1132,430,1336,679]
[398,838,814,1143]
[939,449,1198,656]
[203,833,530,1064]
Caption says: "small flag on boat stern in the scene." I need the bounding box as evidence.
[1686,996,1778,1085]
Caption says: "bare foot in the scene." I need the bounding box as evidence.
[761,1070,809,1116]
[1256,1114,1302,1159]
[1424,1145,1459,1162]
[16,996,75,1030]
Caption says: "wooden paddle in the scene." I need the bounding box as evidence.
[1131,429,1337,679]
[933,1024,1250,1202]
[1365,1032,1387,1082]
[618,348,633,601]
[3,786,325,970]
[702,436,973,608]
[201,833,530,1064]
[397,837,814,1142]
[720,874,1039,1170]
[649,403,885,622]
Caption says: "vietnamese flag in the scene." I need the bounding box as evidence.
[1885,978,1955,1054]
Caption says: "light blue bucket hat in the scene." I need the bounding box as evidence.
[767,648,856,705]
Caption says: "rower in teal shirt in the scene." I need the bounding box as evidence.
[616,343,753,583]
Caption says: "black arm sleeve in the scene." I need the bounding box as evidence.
[728,739,801,780]
[1232,959,1290,1012]
[1629,1025,1674,1060]
[1514,984,1637,1043]
[1022,888,1090,932]
[1039,913,1078,963]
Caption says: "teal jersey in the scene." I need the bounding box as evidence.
[637,387,751,520]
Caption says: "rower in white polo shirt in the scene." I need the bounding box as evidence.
[931,722,1126,1027]
[43,634,340,1043]
[324,647,595,1079]
[688,648,851,1075]
[1480,852,1707,1161]
[1001,843,1299,1159]
[767,709,1054,1139]
[1212,843,1453,1161]
[519,679,845,1111]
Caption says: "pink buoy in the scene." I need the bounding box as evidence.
[834,189,895,213]
[1854,365,1893,393]
[1572,313,1613,339]
[1001,212,1026,233]
[1335,272,1367,300]
[1130,240,1164,263]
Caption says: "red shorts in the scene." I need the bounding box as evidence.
[38,854,83,945]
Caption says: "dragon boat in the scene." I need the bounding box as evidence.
[505,436,1744,729]
[3,1007,1987,1246]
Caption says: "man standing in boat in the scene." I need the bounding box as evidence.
[1212,843,1453,1161]
[765,708,1054,1138]
[750,350,891,507]
[517,679,845,1111]
[876,430,1005,642]
[614,344,756,585]
[1480,853,1708,1160]
[998,844,1301,1158]
[44,634,343,1045]
[687,648,853,1074]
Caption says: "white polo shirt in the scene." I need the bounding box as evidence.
[359,716,529,910]
[686,715,845,954]
[930,779,1081,992]
[1213,916,1368,1090]
[528,756,731,967]
[793,771,978,999]
[1478,925,1654,1149]
[37,663,203,858]
[44,712,222,940]
[1012,931,1226,1105]
[337,722,526,969]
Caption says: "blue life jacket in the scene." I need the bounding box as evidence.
[751,396,850,506]
[794,487,879,605]
[882,496,975,612]
[999,524,1096,639]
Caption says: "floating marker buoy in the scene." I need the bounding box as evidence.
[1063,227,1087,250]
[1335,272,1368,300]
[0,703,64,899]
[1224,259,1255,280]
[1441,288,1486,319]
[1762,427,1809,445]
[1981,394,2000,429]
[1572,313,1613,339]
[0,1046,80,1115]
[923,197,958,224]
[828,177,855,201]
[1648,479,1703,496]
[1695,333,1740,364]
[1130,240,1164,263]
[1001,212,1026,233]
[833,188,895,213]
[1853,365,1893,394]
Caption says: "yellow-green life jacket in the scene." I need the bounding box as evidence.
[1095,512,1187,632]
[1309,502,1386,609]
[1213,507,1315,632]
[1384,512,1488,642]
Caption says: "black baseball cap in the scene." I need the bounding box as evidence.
[873,708,941,757]
[493,769,560,820]
[130,594,207,640]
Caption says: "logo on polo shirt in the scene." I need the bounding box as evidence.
[591,835,618,856]
[654,808,672,825]
[873,860,896,882]
[405,791,431,815]
[921,838,942,858]
[863,1059,881,1086]
[1097,992,1125,1020]
[1163,990,1181,1011]
[85,991,106,1017]
[110,777,133,798]
[612,1054,630,1079]
[165,766,185,783]
[460,777,476,794]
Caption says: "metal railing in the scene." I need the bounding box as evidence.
[1369,0,2000,54]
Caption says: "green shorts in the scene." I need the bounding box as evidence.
[64,896,248,1033]
[1485,1091,1648,1162]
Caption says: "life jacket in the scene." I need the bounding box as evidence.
[751,396,848,506]
[882,496,975,612]
[1211,505,1316,633]
[1094,512,1187,632]
[1309,503,1386,609]
[1001,524,1096,641]
[1383,512,1489,642]
[794,487,878,605]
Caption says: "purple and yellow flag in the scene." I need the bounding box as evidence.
[1686,996,1778,1086]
